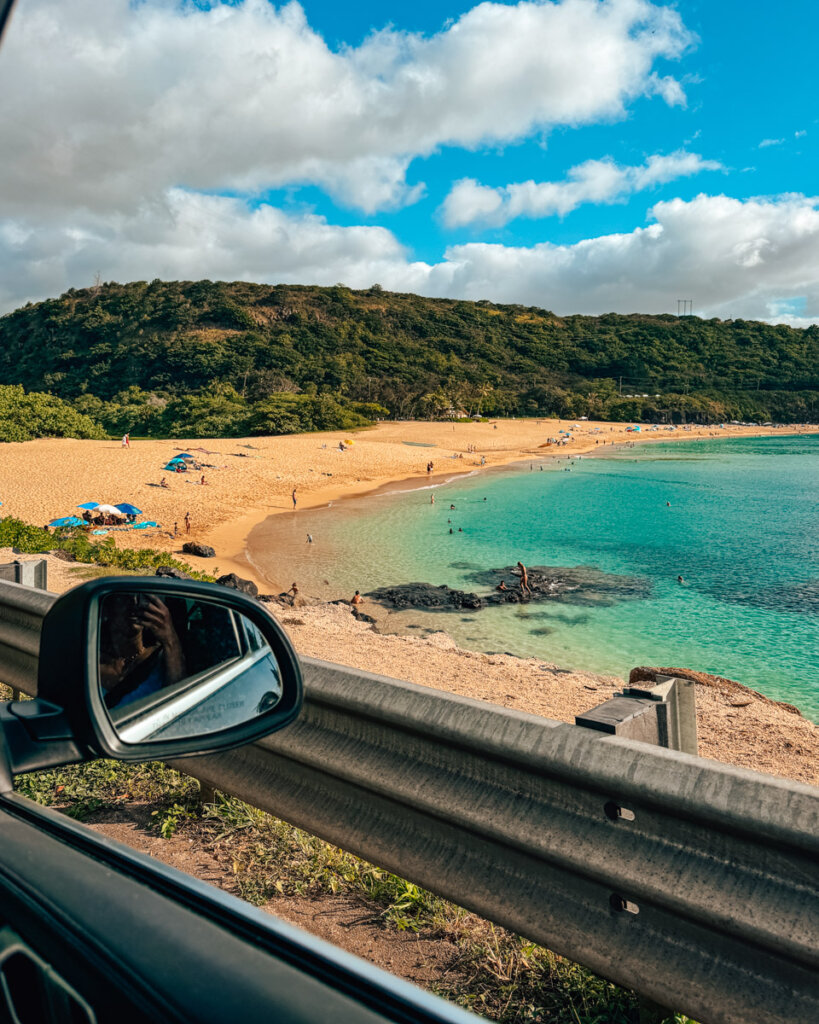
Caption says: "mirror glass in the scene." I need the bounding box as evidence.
[97,591,284,744]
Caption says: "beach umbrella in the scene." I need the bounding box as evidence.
[175,453,195,459]
[95,504,126,516]
[49,516,85,528]
[77,501,101,510]
[115,503,142,516]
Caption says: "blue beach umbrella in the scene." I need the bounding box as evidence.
[77,501,101,510]
[115,503,142,516]
[49,516,85,528]
[175,453,194,459]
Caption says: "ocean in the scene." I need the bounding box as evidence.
[248,435,819,722]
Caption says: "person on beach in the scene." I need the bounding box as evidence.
[200,475,207,486]
[121,433,130,448]
[516,561,531,597]
[307,534,313,544]
[173,522,178,537]
[292,488,298,509]
[497,580,508,591]
[160,477,169,489]
[184,512,191,534]
[287,582,299,605]
[351,591,363,605]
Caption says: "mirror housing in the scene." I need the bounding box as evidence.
[32,577,303,764]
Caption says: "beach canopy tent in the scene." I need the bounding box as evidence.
[77,501,101,510]
[49,516,85,528]
[164,459,188,470]
[115,503,142,516]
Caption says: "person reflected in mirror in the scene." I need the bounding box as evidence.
[99,594,186,709]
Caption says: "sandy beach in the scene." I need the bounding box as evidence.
[1,418,816,788]
[0,419,814,592]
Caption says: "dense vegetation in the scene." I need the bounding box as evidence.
[0,517,212,579]
[0,384,106,441]
[1,279,816,434]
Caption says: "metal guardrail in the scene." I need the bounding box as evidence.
[0,579,817,1024]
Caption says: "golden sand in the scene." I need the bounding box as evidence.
[0,419,814,591]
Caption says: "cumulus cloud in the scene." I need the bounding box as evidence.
[0,0,693,215]
[442,150,722,227]
[3,190,819,326]
[0,189,412,311]
[426,193,819,322]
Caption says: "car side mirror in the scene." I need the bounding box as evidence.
[0,577,302,778]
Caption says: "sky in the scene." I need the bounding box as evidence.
[0,0,818,323]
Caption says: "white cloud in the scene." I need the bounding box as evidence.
[0,189,410,311]
[758,138,785,148]
[442,150,722,227]
[794,129,807,139]
[0,0,693,215]
[3,191,819,326]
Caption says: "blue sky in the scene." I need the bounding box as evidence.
[0,0,817,322]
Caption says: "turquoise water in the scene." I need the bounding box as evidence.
[253,436,819,720]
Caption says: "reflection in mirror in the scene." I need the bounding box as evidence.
[98,592,283,744]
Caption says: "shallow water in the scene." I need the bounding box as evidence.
[249,435,819,721]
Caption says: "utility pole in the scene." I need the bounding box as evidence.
[677,299,693,316]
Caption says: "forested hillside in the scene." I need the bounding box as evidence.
[1,279,816,436]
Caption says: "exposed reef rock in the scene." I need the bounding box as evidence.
[367,583,485,611]
[368,566,650,612]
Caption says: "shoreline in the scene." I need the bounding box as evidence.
[234,424,817,596]
[0,420,815,596]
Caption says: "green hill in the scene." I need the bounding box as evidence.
[1,279,816,435]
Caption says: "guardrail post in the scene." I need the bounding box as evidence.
[574,673,698,756]
[575,673,699,1022]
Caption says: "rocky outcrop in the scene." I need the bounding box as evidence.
[367,566,650,612]
[367,583,485,611]
[216,572,259,597]
[155,566,192,580]
[182,542,216,558]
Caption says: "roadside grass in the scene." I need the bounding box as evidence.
[14,758,696,1024]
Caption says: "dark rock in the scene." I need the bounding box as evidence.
[366,565,650,614]
[182,542,215,558]
[155,566,192,580]
[471,565,651,607]
[216,572,259,597]
[48,549,77,562]
[351,606,377,624]
[367,582,484,611]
